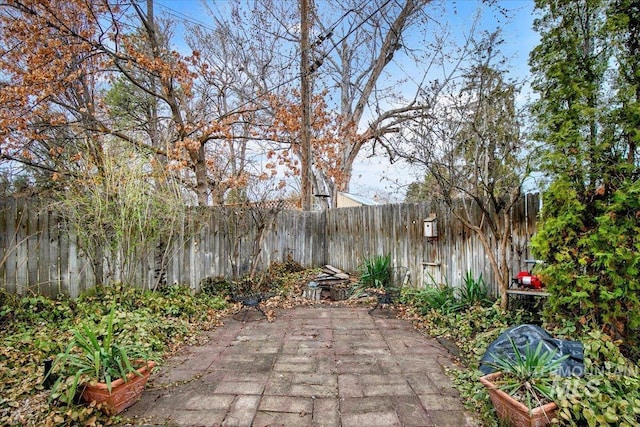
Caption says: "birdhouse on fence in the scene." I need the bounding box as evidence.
[423,214,437,238]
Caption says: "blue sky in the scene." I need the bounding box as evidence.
[156,0,539,79]
[352,0,540,200]
[155,0,540,201]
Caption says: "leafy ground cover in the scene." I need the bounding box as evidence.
[3,264,639,426]
[0,260,313,426]
[400,281,640,426]
[0,284,227,426]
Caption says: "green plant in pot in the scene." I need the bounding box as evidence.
[480,338,568,427]
[51,305,155,415]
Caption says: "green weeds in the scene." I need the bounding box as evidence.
[351,254,392,297]
[403,284,457,313]
[552,330,640,426]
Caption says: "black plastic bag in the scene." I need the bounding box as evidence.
[479,324,584,377]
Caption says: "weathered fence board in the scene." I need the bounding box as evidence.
[0,195,540,298]
[4,198,17,295]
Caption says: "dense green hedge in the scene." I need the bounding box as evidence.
[532,180,640,362]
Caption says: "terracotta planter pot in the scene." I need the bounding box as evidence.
[81,360,156,415]
[479,371,557,427]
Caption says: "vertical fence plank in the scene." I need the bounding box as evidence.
[26,206,39,293]
[182,214,192,287]
[0,199,8,290]
[58,219,70,296]
[38,206,52,297]
[6,198,18,294]
[68,230,80,298]
[15,198,28,295]
[79,249,94,296]
[202,216,212,285]
[211,212,221,279]
[48,212,61,295]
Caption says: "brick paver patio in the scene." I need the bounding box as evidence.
[124,305,479,427]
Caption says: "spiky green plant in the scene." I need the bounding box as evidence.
[350,254,392,298]
[488,338,568,412]
[51,305,149,403]
[359,254,392,289]
[457,271,491,307]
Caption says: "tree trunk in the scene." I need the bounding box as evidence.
[191,144,209,206]
[454,207,513,310]
[311,0,424,199]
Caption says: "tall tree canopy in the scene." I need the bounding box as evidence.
[193,0,461,206]
[530,0,640,358]
[0,0,242,206]
[0,0,513,209]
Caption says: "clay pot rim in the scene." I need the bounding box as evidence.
[85,359,156,390]
[479,371,558,415]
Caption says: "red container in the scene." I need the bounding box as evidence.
[81,360,156,415]
[516,272,543,289]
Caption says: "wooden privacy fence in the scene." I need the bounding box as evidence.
[0,194,540,298]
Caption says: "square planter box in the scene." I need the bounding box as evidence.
[479,371,557,427]
[81,360,156,415]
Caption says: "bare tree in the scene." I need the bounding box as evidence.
[390,32,530,308]
[314,0,431,202]
[183,0,314,206]
[0,0,241,206]
[222,181,289,280]
[191,0,483,206]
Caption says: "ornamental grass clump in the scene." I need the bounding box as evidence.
[351,254,392,297]
[50,305,151,404]
[488,337,568,412]
[359,253,392,289]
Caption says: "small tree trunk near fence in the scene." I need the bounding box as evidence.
[454,198,517,310]
[226,200,284,280]
[386,36,528,307]
[225,200,285,281]
[248,201,284,280]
